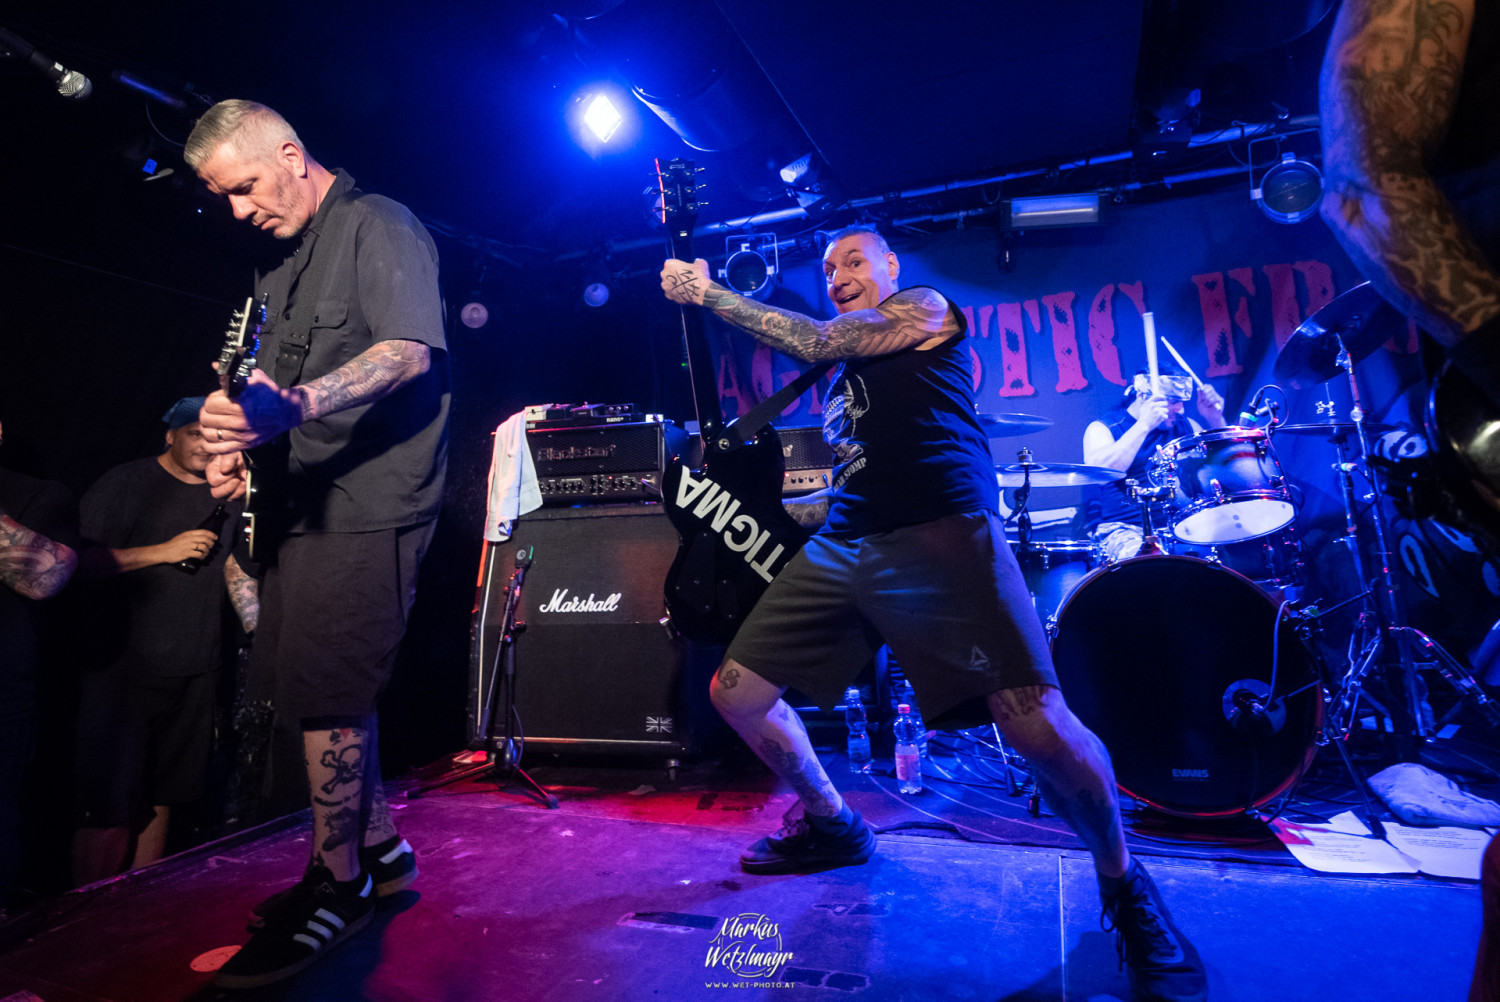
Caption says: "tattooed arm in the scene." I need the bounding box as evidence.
[0,511,77,600]
[200,339,431,453]
[225,555,259,634]
[660,258,958,361]
[1319,0,1500,344]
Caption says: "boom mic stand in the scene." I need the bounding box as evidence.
[409,546,559,808]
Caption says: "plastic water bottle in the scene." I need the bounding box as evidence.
[844,686,872,774]
[894,704,923,794]
[896,680,929,758]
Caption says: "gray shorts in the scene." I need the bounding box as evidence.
[726,510,1058,725]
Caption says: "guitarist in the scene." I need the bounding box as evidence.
[662,227,1207,1002]
[187,100,449,989]
[1318,3,1500,998]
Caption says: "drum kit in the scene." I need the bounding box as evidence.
[981,284,1500,822]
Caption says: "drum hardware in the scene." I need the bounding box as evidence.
[1278,285,1499,748]
[996,462,1126,489]
[1124,477,1176,557]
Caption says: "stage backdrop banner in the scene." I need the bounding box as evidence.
[702,185,1425,531]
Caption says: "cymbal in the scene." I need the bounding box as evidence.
[996,462,1125,488]
[1274,282,1411,388]
[976,412,1053,437]
[1272,420,1394,440]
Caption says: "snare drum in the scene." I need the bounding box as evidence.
[1155,426,1296,544]
[1011,540,1101,628]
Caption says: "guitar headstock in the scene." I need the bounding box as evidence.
[216,294,267,400]
[654,158,701,251]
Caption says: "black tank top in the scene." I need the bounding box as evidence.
[1094,408,1194,526]
[822,288,997,537]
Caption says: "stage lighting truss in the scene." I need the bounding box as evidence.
[719,233,779,300]
[1249,129,1323,224]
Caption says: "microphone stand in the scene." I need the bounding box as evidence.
[408,547,558,808]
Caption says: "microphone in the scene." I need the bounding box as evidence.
[1238,390,1278,427]
[0,27,92,101]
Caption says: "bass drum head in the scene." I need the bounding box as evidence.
[1050,555,1321,817]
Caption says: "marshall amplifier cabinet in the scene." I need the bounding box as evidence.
[468,504,722,759]
[530,419,689,505]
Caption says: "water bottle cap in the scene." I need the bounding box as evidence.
[897,703,911,713]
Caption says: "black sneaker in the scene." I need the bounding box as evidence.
[1100,860,1208,1002]
[248,837,416,929]
[215,869,374,989]
[740,805,876,874]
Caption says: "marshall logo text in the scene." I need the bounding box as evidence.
[538,589,623,614]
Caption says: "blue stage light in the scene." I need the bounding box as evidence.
[583,93,623,143]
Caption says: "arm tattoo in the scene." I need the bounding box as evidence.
[701,285,958,361]
[224,556,259,633]
[716,664,741,690]
[1320,0,1500,338]
[300,339,431,422]
[0,515,77,600]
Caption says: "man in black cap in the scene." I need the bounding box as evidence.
[71,397,254,882]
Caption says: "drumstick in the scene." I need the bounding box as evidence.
[1158,335,1205,388]
[1143,311,1160,396]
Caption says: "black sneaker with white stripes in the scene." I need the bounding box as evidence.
[215,868,374,989]
[248,837,417,930]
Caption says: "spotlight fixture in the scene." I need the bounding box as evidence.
[719,234,778,300]
[581,255,612,308]
[1006,194,1101,229]
[1253,152,1323,224]
[779,153,814,185]
[460,301,489,329]
[582,93,623,143]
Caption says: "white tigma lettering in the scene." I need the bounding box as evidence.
[673,469,788,583]
[691,482,742,531]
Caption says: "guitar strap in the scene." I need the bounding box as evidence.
[715,361,833,453]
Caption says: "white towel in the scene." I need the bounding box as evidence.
[484,411,542,541]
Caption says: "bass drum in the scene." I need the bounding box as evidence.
[1050,555,1322,817]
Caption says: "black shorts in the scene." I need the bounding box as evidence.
[75,654,218,829]
[726,510,1058,724]
[250,522,433,722]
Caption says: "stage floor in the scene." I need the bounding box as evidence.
[0,743,1482,1001]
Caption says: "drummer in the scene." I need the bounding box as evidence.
[1082,363,1227,563]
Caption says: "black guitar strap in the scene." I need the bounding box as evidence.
[714,362,833,453]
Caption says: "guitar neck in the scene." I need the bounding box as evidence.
[658,158,723,450]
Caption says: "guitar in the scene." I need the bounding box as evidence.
[655,158,811,644]
[214,294,270,562]
[1425,360,1500,550]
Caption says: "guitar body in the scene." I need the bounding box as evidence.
[1426,359,1500,551]
[653,158,812,643]
[662,427,811,645]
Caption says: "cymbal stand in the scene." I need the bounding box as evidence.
[1321,337,1488,745]
[1006,447,1035,547]
[408,546,559,808]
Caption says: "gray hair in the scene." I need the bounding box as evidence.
[184,100,307,170]
[823,225,892,258]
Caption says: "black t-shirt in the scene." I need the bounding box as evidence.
[0,467,79,716]
[80,457,236,677]
[254,169,450,533]
[821,288,997,537]
[1093,408,1194,526]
